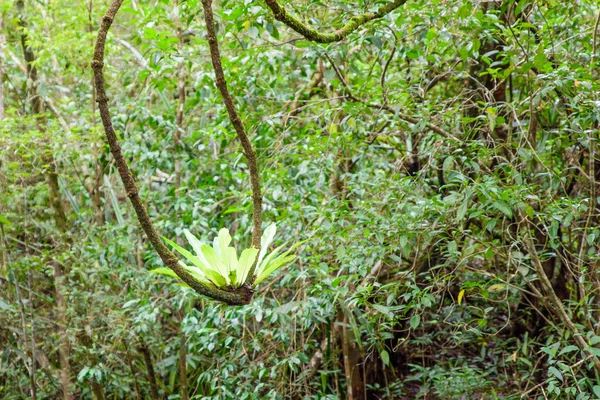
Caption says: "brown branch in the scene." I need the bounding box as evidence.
[92,0,250,305]
[138,343,160,400]
[264,0,408,43]
[202,0,263,282]
[44,97,70,133]
[520,212,600,374]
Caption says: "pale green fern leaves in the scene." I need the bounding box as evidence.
[151,223,300,289]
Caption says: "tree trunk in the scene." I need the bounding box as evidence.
[341,313,363,400]
[17,1,75,398]
[138,342,160,400]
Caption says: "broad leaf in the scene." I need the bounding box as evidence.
[237,247,259,286]
[162,237,226,286]
[256,223,276,268]
[254,254,295,285]
[217,228,233,272]
[201,244,228,281]
[150,267,178,279]
[183,229,203,256]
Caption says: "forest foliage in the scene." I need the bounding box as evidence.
[1,0,600,399]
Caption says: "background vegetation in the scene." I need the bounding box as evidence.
[1,0,599,398]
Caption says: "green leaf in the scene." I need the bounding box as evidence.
[225,247,238,277]
[492,200,513,218]
[406,49,419,59]
[0,299,10,310]
[372,304,391,316]
[201,244,228,281]
[0,215,10,226]
[256,243,285,276]
[266,22,279,39]
[380,349,390,366]
[255,239,306,285]
[410,314,421,329]
[223,7,243,20]
[162,237,226,286]
[254,254,296,286]
[183,229,204,257]
[558,345,579,356]
[150,267,178,279]
[443,156,454,173]
[237,247,259,286]
[590,336,600,345]
[593,386,600,398]
[105,178,125,227]
[587,347,600,357]
[548,366,562,381]
[256,223,276,269]
[217,228,233,272]
[183,264,213,287]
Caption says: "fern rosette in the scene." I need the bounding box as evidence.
[152,223,301,289]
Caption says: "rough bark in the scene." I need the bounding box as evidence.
[201,0,263,258]
[264,0,408,43]
[138,343,160,400]
[342,313,363,400]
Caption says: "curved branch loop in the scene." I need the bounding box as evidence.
[264,0,408,43]
[92,0,251,305]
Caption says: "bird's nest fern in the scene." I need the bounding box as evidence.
[152,223,301,289]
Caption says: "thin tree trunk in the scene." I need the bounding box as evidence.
[26,267,38,400]
[53,262,74,400]
[88,0,106,226]
[138,342,160,400]
[341,313,363,400]
[0,14,5,119]
[178,326,188,400]
[17,1,75,398]
[1,224,36,399]
[126,349,142,399]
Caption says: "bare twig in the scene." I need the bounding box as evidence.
[324,53,464,145]
[114,37,149,69]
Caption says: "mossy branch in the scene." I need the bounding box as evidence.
[92,0,251,305]
[263,0,408,43]
[202,0,263,284]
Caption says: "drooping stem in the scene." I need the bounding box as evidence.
[263,0,408,43]
[201,0,263,280]
[92,0,251,305]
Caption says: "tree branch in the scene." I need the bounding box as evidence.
[92,0,251,305]
[202,0,263,282]
[520,212,600,374]
[264,0,408,43]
